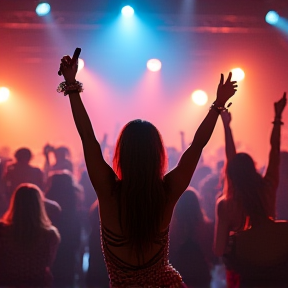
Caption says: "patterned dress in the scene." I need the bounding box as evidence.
[101,225,186,288]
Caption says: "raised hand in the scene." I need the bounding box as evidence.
[216,72,237,106]
[43,144,54,156]
[274,92,287,118]
[221,109,232,126]
[59,55,78,84]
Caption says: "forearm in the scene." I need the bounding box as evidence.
[43,155,50,171]
[223,124,236,161]
[192,105,220,149]
[267,121,281,175]
[270,117,282,150]
[68,91,97,141]
[165,105,219,199]
[265,118,283,187]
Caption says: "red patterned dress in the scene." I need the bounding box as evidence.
[101,225,186,288]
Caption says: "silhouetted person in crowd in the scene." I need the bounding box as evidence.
[85,200,110,288]
[44,197,62,228]
[80,169,97,212]
[276,151,288,220]
[57,52,236,286]
[190,155,213,191]
[79,168,97,247]
[43,144,74,182]
[198,160,224,222]
[214,93,287,287]
[170,189,215,287]
[46,171,81,287]
[166,146,181,171]
[0,183,60,287]
[4,147,44,203]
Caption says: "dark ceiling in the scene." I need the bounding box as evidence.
[1,0,288,29]
[1,0,288,62]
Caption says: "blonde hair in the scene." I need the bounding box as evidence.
[2,183,52,248]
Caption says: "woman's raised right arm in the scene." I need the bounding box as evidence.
[165,73,237,203]
[59,55,116,196]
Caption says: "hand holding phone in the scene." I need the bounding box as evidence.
[58,47,81,76]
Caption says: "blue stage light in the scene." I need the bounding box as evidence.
[265,11,279,25]
[121,5,134,17]
[36,3,51,16]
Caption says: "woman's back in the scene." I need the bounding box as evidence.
[99,191,183,287]
[0,223,60,287]
[99,191,175,265]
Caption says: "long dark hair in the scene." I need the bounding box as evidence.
[2,183,51,248]
[173,189,209,239]
[226,153,268,223]
[113,119,168,257]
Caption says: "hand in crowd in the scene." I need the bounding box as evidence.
[43,144,54,156]
[59,55,78,84]
[215,72,237,106]
[274,92,287,118]
[220,109,232,126]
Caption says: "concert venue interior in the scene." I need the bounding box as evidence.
[1,1,288,287]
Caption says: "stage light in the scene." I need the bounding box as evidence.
[121,5,134,17]
[265,11,279,25]
[147,59,162,72]
[191,90,208,106]
[0,87,10,103]
[231,68,245,81]
[36,3,51,16]
[78,59,85,71]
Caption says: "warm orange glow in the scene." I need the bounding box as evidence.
[147,59,162,72]
[191,90,208,106]
[231,68,245,81]
[0,87,10,102]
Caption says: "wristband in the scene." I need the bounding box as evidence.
[57,81,84,96]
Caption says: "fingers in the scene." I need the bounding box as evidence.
[219,72,236,86]
[61,55,72,65]
[59,55,73,74]
[71,48,81,65]
[225,72,232,84]
[219,74,224,86]
[278,92,287,103]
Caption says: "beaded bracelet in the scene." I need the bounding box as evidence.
[57,81,84,96]
[209,102,226,114]
[272,119,284,125]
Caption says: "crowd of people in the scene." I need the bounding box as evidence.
[0,52,287,288]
